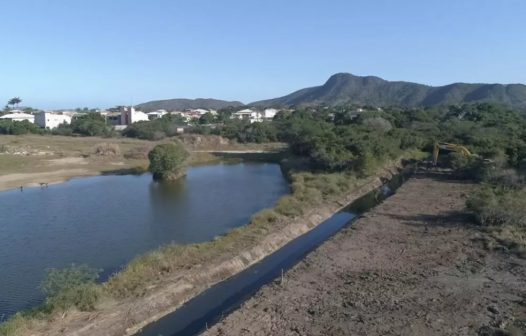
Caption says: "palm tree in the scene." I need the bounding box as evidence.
[7,97,22,110]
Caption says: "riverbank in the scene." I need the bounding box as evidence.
[0,134,284,192]
[0,152,418,335]
[204,173,526,336]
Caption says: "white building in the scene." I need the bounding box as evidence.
[147,110,168,120]
[232,108,261,123]
[120,107,149,125]
[0,112,35,123]
[35,112,72,129]
[263,108,279,120]
[192,108,209,115]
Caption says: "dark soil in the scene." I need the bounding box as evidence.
[203,174,526,336]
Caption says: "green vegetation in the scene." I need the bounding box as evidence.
[123,114,187,140]
[54,113,113,137]
[0,265,100,336]
[40,265,101,312]
[4,102,526,334]
[7,97,22,109]
[148,142,189,180]
[0,120,42,135]
[250,73,526,110]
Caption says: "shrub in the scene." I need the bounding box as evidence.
[69,113,112,137]
[275,196,303,217]
[467,187,526,227]
[148,142,189,180]
[93,143,120,156]
[483,168,525,189]
[447,153,488,180]
[251,209,279,226]
[40,265,100,312]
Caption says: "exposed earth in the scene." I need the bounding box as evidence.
[203,174,526,336]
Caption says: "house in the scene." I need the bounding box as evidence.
[120,106,149,125]
[0,112,35,123]
[190,109,209,115]
[105,112,122,125]
[262,108,279,120]
[232,108,261,123]
[35,112,72,129]
[147,110,168,120]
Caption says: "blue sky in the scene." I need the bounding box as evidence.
[0,0,525,109]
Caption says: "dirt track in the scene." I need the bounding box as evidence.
[203,174,526,336]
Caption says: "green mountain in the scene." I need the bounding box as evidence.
[135,98,244,112]
[251,73,526,109]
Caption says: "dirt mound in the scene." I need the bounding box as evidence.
[179,134,231,150]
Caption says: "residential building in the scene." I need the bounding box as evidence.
[35,112,72,129]
[147,110,168,120]
[263,108,279,120]
[120,106,149,125]
[232,108,260,123]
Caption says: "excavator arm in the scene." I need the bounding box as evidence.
[432,142,473,166]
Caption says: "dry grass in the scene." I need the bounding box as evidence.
[93,143,121,156]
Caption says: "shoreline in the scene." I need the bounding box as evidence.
[10,159,408,336]
[0,150,281,193]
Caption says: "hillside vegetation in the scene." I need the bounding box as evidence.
[252,73,526,109]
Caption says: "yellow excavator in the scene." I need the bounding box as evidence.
[432,142,474,166]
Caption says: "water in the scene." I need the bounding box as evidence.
[0,163,289,319]
[138,169,412,336]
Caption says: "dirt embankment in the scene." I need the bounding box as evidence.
[204,174,526,336]
[23,163,404,336]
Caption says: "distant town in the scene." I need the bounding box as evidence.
[0,103,280,131]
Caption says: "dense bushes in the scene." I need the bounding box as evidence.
[123,115,186,140]
[40,265,100,312]
[53,113,113,137]
[0,120,42,135]
[148,142,189,180]
[467,187,526,227]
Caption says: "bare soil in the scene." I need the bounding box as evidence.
[204,174,526,336]
[0,134,284,191]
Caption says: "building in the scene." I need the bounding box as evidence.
[120,106,149,125]
[232,108,260,123]
[0,112,35,123]
[147,110,168,120]
[105,112,122,126]
[262,108,279,120]
[35,112,72,129]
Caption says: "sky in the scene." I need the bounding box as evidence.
[0,0,525,109]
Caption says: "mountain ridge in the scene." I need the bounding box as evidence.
[250,73,526,109]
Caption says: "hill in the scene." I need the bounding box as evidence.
[251,73,526,109]
[135,98,244,112]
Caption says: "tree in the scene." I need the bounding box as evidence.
[199,112,216,125]
[7,97,22,109]
[148,142,189,181]
[69,113,112,136]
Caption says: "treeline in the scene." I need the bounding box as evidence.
[202,103,526,175]
[0,114,114,136]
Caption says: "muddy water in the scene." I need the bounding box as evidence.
[0,163,288,319]
[137,171,411,336]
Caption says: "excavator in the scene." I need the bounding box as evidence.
[432,142,474,166]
